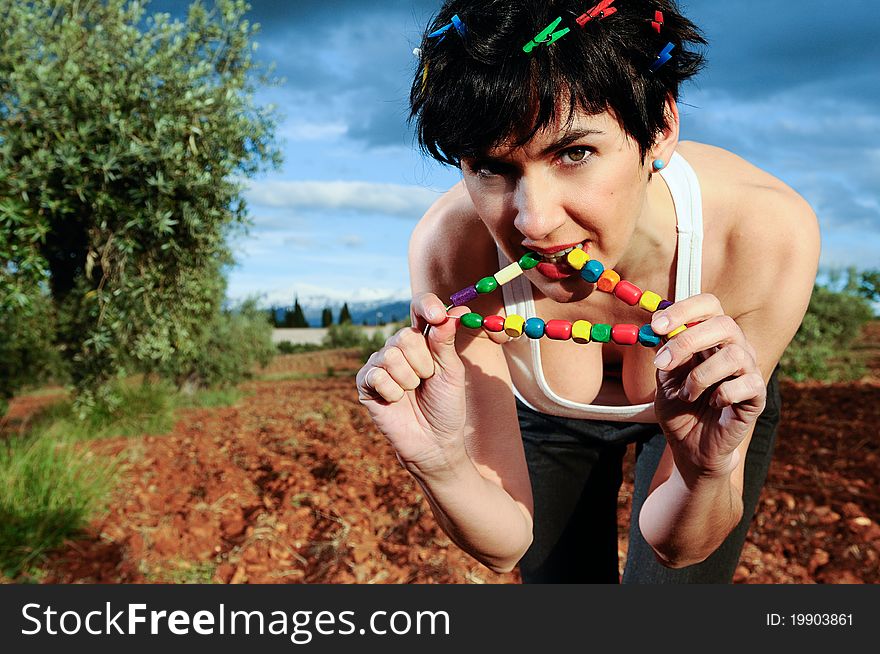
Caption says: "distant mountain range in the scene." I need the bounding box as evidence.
[269,298,412,327]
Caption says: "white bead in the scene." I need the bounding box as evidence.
[494,262,524,285]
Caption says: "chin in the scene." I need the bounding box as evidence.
[532,273,592,303]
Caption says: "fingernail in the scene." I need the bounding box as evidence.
[653,347,672,369]
[652,314,670,331]
[427,307,439,321]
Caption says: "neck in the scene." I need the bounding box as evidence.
[615,169,677,284]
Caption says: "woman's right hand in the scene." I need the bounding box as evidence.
[356,292,471,479]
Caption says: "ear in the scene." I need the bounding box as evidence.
[648,93,680,168]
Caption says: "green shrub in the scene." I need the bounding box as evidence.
[0,291,69,416]
[780,285,874,381]
[28,379,178,440]
[323,322,371,349]
[157,297,276,393]
[276,341,324,355]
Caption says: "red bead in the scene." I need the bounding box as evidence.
[611,324,639,345]
[482,315,505,332]
[544,320,573,340]
[613,280,643,306]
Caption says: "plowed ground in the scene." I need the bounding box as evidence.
[4,326,879,584]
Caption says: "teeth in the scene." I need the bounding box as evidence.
[542,243,584,262]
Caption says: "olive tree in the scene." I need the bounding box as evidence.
[0,0,280,415]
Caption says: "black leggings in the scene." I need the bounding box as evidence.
[516,366,781,583]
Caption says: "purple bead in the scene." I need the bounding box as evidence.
[450,285,478,307]
[658,300,674,310]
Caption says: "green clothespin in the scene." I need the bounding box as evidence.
[523,17,570,54]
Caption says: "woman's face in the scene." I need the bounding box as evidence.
[460,108,651,302]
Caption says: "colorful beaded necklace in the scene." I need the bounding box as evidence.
[442,247,696,347]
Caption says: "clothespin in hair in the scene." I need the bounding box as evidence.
[575,0,618,28]
[523,16,570,54]
[648,42,675,72]
[647,10,664,34]
[427,14,468,42]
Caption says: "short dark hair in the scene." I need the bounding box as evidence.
[409,0,707,167]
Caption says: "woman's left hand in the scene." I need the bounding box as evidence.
[649,293,767,483]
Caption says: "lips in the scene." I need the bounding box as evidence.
[520,241,589,279]
[528,241,586,258]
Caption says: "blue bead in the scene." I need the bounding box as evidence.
[524,317,546,339]
[581,259,604,283]
[652,158,666,171]
[638,324,661,347]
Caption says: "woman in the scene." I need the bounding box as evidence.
[356,0,820,583]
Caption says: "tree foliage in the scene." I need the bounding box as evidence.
[284,298,308,328]
[0,0,280,415]
[780,284,875,382]
[338,302,351,324]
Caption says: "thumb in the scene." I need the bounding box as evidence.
[425,305,469,373]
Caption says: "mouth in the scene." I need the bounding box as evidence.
[525,241,590,280]
[534,242,587,264]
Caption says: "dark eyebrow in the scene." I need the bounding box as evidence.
[538,128,605,157]
[472,128,605,163]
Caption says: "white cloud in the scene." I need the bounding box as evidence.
[243,180,442,219]
[280,120,348,141]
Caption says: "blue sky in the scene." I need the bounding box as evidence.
[153,0,880,307]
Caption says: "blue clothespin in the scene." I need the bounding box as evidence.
[427,14,468,42]
[523,16,570,54]
[648,42,674,72]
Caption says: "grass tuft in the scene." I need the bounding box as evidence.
[0,431,115,578]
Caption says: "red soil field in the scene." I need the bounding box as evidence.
[3,327,879,584]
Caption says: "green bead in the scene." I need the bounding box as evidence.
[518,252,541,270]
[475,276,498,294]
[591,323,611,343]
[460,312,484,329]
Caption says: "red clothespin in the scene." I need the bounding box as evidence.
[649,10,664,34]
[576,0,618,28]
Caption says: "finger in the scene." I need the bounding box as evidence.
[653,315,748,372]
[411,292,453,332]
[650,292,725,336]
[379,345,422,391]
[677,343,754,403]
[425,305,470,373]
[709,372,767,413]
[387,327,434,379]
[360,366,405,403]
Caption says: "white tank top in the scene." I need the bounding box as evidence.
[497,150,703,422]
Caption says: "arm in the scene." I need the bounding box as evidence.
[407,331,534,573]
[357,188,534,574]
[639,188,821,567]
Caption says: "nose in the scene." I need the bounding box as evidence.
[512,172,566,242]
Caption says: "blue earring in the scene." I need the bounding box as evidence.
[652,158,665,171]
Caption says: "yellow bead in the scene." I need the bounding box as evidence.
[504,314,526,338]
[667,324,687,338]
[571,319,593,344]
[565,248,590,270]
[639,290,662,312]
[494,262,524,286]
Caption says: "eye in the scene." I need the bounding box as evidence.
[467,160,510,179]
[560,147,591,165]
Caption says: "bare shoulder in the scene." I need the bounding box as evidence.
[679,141,820,311]
[679,142,820,376]
[409,180,500,302]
